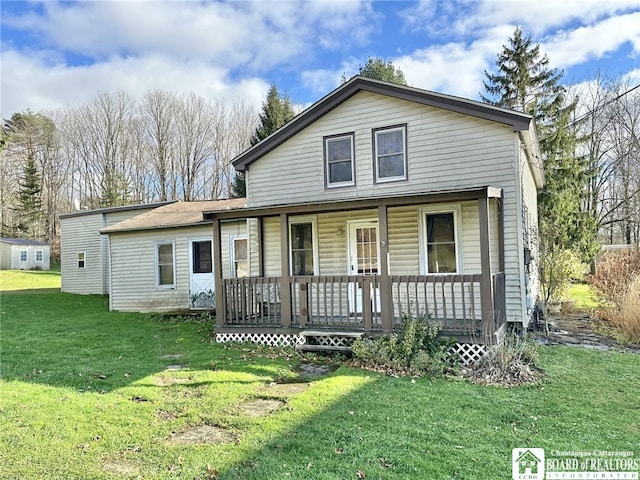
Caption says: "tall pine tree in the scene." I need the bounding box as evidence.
[17,153,43,239]
[482,27,597,262]
[231,84,295,198]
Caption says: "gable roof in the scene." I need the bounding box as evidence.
[100,198,246,234]
[59,200,177,220]
[0,237,49,246]
[233,75,535,172]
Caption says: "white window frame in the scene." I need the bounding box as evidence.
[324,133,355,188]
[418,204,463,275]
[155,240,176,289]
[77,252,86,269]
[20,250,28,262]
[35,250,43,262]
[289,216,319,275]
[229,235,249,278]
[373,124,407,183]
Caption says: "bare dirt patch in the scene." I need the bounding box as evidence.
[258,382,311,397]
[102,459,140,476]
[154,376,195,386]
[238,398,285,417]
[169,425,237,445]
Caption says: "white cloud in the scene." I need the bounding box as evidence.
[394,25,515,98]
[543,12,640,67]
[0,49,270,116]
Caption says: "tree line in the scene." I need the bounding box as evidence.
[1,36,639,265]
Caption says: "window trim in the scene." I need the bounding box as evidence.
[35,250,43,262]
[19,250,28,262]
[324,132,355,189]
[373,124,408,184]
[77,252,86,269]
[155,240,176,289]
[289,216,319,276]
[418,204,463,275]
[229,235,249,278]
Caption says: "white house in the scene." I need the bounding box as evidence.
[0,238,50,270]
[203,76,543,345]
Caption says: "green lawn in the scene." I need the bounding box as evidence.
[1,289,639,479]
[0,268,61,291]
[565,282,599,309]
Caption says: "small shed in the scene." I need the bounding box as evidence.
[0,238,51,270]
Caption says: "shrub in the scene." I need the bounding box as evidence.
[589,248,640,306]
[351,315,457,377]
[465,335,543,387]
[589,249,640,345]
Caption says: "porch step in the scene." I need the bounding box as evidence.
[296,330,365,353]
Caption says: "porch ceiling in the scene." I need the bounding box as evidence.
[204,186,502,221]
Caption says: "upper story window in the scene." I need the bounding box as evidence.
[155,241,176,288]
[374,125,407,183]
[324,133,355,188]
[20,250,27,262]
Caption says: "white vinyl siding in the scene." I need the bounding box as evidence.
[60,206,158,295]
[108,222,246,312]
[248,91,515,207]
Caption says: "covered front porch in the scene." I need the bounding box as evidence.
[206,187,507,345]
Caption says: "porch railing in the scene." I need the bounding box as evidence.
[220,273,505,340]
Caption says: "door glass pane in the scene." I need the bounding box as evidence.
[193,241,212,273]
[356,227,377,274]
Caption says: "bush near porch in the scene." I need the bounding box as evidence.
[1,277,639,479]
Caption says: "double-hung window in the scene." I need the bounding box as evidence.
[289,218,318,275]
[35,250,43,262]
[325,133,355,188]
[231,237,248,278]
[77,252,86,269]
[20,250,28,262]
[156,241,176,288]
[420,205,461,274]
[374,125,407,183]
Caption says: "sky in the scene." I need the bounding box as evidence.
[1,0,640,117]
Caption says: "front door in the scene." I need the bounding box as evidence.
[189,238,215,309]
[347,221,380,316]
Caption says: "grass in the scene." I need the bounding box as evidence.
[0,268,61,291]
[565,282,599,309]
[1,287,640,478]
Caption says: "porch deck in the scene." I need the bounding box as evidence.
[215,273,506,344]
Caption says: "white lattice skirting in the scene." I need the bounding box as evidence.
[448,343,487,366]
[217,332,487,365]
[215,332,303,347]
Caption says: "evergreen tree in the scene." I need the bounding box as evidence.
[17,153,43,239]
[231,84,295,198]
[482,27,597,262]
[342,57,408,85]
[357,57,407,85]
